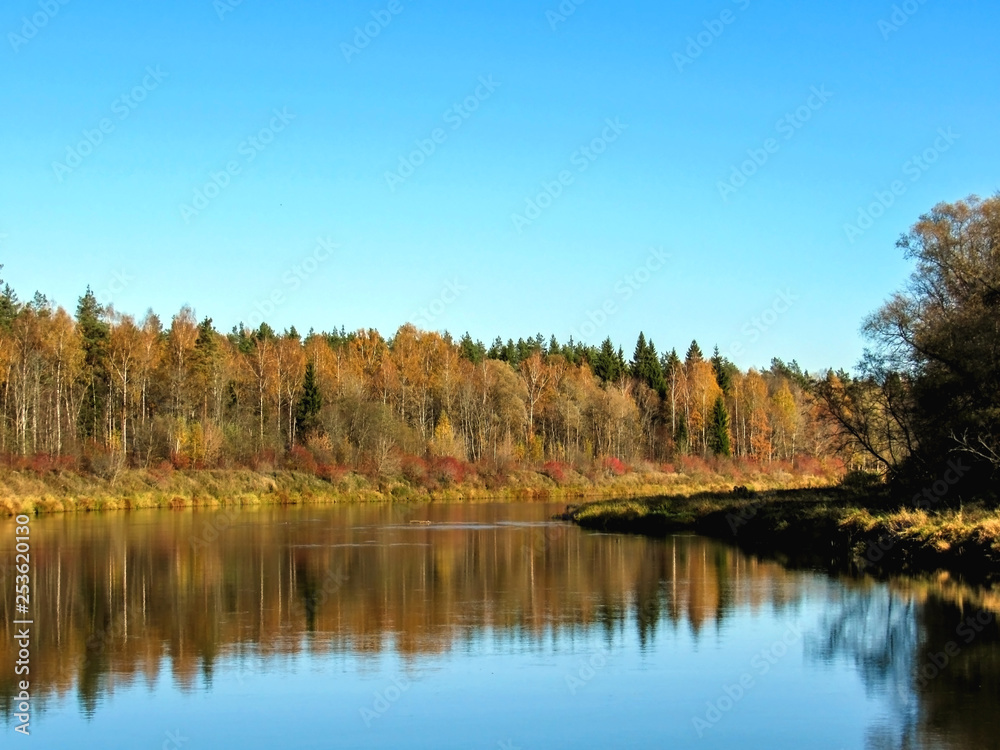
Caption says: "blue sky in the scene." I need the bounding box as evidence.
[1,0,997,371]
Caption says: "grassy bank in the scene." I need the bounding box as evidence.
[0,462,835,516]
[568,489,1000,583]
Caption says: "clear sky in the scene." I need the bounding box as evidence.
[1,0,997,372]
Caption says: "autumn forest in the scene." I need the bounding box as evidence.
[0,275,848,488]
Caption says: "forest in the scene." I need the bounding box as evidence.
[0,277,844,486]
[1,195,995,504]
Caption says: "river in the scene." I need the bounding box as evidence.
[1,502,998,749]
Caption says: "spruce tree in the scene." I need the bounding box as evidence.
[192,317,220,421]
[685,340,703,366]
[0,265,19,331]
[76,287,110,440]
[711,346,733,394]
[662,348,681,377]
[594,337,620,383]
[632,333,667,396]
[294,361,323,438]
[709,395,732,457]
[630,332,648,379]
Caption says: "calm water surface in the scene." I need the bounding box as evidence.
[1,502,999,749]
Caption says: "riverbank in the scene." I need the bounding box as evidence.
[567,490,1000,583]
[0,462,837,516]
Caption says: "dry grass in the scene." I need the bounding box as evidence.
[0,462,836,516]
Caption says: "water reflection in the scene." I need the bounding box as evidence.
[0,503,998,748]
[811,578,1000,750]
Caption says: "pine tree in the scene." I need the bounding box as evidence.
[255,322,275,341]
[294,361,323,439]
[487,336,504,360]
[709,395,732,457]
[459,332,485,364]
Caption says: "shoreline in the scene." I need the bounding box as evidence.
[0,466,836,517]
[566,490,1000,584]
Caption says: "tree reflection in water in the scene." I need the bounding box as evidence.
[1,503,998,749]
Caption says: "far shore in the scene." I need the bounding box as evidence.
[5,465,999,585]
[0,464,836,517]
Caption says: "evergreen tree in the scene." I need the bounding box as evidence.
[0,265,19,331]
[562,336,582,365]
[593,338,623,383]
[662,348,681,377]
[630,332,649,379]
[685,340,703,366]
[459,332,485,364]
[711,346,733,394]
[76,287,110,440]
[294,361,323,438]
[631,333,666,396]
[646,339,667,397]
[516,337,531,363]
[191,318,220,421]
[487,336,504,360]
[231,325,255,354]
[504,338,518,365]
[708,395,732,457]
[255,322,275,342]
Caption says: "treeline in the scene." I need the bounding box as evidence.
[0,275,849,479]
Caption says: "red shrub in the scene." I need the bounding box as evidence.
[401,455,429,485]
[678,455,711,476]
[478,463,510,490]
[602,457,628,477]
[149,460,175,482]
[431,456,467,485]
[285,445,318,474]
[54,455,78,472]
[317,463,347,483]
[793,455,824,475]
[26,453,74,474]
[542,460,570,484]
